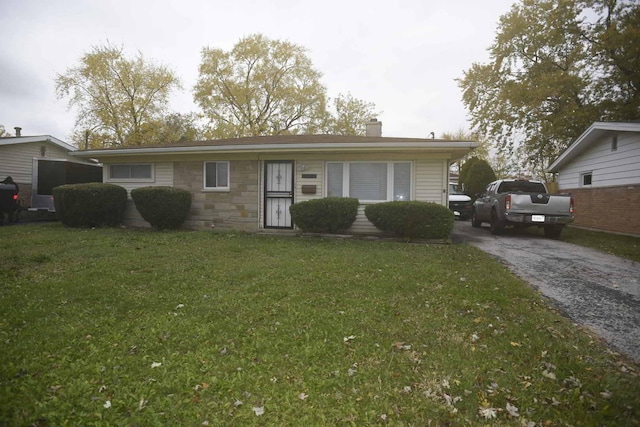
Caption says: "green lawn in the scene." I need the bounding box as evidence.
[561,226,640,262]
[523,225,640,263]
[1,223,638,426]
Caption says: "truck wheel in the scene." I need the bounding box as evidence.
[544,225,564,239]
[471,210,482,228]
[490,210,504,235]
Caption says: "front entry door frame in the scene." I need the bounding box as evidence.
[264,161,294,229]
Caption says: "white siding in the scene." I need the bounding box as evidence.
[103,162,174,226]
[415,159,446,204]
[295,160,324,203]
[0,142,73,184]
[558,132,640,189]
[348,204,380,234]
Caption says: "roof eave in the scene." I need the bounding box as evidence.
[0,135,76,152]
[71,141,479,158]
[547,122,640,173]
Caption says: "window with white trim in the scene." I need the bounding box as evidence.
[326,161,411,201]
[580,172,592,187]
[203,161,229,190]
[108,164,152,180]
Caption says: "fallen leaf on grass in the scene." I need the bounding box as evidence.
[138,398,148,410]
[478,407,497,419]
[392,342,411,350]
[298,393,308,400]
[151,362,162,368]
[506,402,519,417]
[252,406,265,416]
[600,390,612,399]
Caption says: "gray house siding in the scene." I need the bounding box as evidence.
[557,131,640,189]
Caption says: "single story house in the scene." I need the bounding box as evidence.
[547,121,640,236]
[72,121,477,233]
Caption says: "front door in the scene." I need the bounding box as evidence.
[264,161,294,228]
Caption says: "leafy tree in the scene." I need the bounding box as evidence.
[194,34,327,138]
[441,129,488,177]
[458,156,483,191]
[441,129,489,157]
[194,34,378,138]
[0,125,11,137]
[323,93,379,136]
[464,159,497,199]
[56,44,181,148]
[141,113,201,144]
[588,0,640,120]
[458,0,640,171]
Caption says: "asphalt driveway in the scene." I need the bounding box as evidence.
[452,220,640,363]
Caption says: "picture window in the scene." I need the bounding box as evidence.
[326,161,411,201]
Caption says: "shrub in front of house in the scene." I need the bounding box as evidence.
[289,197,359,233]
[54,183,127,228]
[131,186,192,230]
[364,201,454,239]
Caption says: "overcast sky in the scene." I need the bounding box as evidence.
[0,0,515,142]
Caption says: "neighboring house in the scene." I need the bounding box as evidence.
[72,121,477,233]
[0,130,78,208]
[547,121,640,236]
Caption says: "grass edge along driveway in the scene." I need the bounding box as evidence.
[1,223,638,426]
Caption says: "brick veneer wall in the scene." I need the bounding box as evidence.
[566,185,640,236]
[173,160,260,231]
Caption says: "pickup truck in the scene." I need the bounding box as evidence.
[471,179,574,238]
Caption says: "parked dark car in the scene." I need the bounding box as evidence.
[0,176,20,225]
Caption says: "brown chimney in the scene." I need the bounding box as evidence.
[14,127,22,137]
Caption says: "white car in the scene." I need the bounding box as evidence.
[448,183,472,220]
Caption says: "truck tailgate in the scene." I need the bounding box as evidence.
[510,193,571,215]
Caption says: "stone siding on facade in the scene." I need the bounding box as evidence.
[173,160,260,231]
[567,185,640,236]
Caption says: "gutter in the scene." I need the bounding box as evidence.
[70,141,479,158]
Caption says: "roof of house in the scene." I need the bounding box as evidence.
[547,122,640,173]
[71,134,478,160]
[0,135,76,152]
